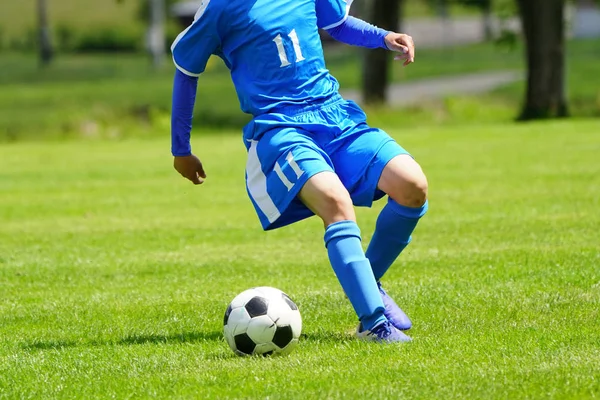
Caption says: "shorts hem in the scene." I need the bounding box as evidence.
[352,141,411,208]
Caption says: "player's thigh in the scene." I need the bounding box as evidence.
[298,171,355,227]
[378,154,428,208]
[246,126,345,230]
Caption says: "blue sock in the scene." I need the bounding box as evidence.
[324,220,386,331]
[366,199,428,282]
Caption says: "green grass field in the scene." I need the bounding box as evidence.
[1,120,599,398]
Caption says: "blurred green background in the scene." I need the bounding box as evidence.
[1,2,599,398]
[1,0,598,142]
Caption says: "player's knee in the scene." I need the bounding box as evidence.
[380,155,428,209]
[320,188,355,225]
[390,170,428,208]
[411,173,429,207]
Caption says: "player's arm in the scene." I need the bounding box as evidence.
[170,1,221,184]
[171,70,206,184]
[315,0,414,66]
[325,16,388,49]
[325,17,415,66]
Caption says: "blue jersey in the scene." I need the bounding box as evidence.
[171,0,352,117]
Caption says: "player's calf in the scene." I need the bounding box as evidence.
[301,172,390,332]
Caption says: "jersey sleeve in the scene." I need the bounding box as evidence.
[326,16,389,49]
[171,0,221,77]
[315,0,354,30]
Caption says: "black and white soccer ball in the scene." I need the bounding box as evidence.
[223,287,302,356]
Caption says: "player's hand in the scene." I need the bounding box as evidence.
[384,33,415,67]
[174,154,206,185]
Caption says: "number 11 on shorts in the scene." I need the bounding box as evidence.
[274,152,304,191]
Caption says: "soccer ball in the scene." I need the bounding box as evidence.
[223,286,302,356]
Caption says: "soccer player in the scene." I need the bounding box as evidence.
[171,0,428,343]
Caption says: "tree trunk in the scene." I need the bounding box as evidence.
[37,0,53,66]
[148,0,166,68]
[516,0,568,120]
[482,0,493,41]
[362,0,402,104]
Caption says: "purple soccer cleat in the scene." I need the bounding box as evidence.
[356,320,412,343]
[378,282,412,331]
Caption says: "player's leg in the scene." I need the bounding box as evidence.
[298,171,410,342]
[321,106,428,282]
[362,153,428,331]
[246,107,410,341]
[321,100,427,331]
[365,154,429,283]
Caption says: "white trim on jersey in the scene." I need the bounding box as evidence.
[170,0,212,77]
[172,58,202,77]
[246,140,281,224]
[321,0,355,30]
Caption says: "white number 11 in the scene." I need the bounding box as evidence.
[273,29,305,68]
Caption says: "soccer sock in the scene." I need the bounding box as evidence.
[366,199,428,282]
[324,220,386,331]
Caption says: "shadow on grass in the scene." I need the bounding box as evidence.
[22,339,80,351]
[22,330,354,354]
[118,331,223,345]
[21,331,223,351]
[301,330,355,344]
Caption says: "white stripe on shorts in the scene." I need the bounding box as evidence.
[246,140,281,223]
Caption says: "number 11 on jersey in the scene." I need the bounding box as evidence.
[273,29,305,68]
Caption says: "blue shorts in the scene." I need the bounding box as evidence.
[243,95,409,230]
